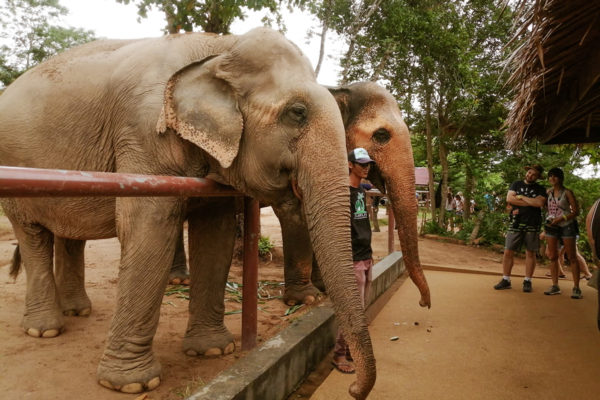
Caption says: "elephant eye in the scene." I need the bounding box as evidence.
[372,128,391,145]
[285,103,308,125]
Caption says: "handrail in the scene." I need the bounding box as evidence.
[0,165,259,349]
[0,166,242,197]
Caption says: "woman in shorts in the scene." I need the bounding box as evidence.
[543,167,583,298]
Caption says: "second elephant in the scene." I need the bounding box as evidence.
[170,82,431,308]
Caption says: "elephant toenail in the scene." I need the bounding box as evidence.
[121,382,144,393]
[204,348,222,357]
[99,379,115,390]
[42,329,60,338]
[26,328,41,337]
[223,343,235,354]
[147,377,160,390]
[79,308,91,316]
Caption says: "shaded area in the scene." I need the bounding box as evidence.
[505,0,600,147]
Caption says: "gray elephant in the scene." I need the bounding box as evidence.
[169,82,431,307]
[0,28,375,399]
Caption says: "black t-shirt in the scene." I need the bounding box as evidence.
[508,180,546,230]
[350,186,372,261]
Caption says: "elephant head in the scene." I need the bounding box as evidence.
[330,82,431,308]
[157,28,375,398]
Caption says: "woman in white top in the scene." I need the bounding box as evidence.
[543,167,583,298]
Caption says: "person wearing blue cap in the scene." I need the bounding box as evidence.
[332,147,375,374]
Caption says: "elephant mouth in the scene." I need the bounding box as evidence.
[367,164,386,194]
[291,177,303,201]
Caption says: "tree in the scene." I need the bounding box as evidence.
[116,0,312,34]
[0,0,95,86]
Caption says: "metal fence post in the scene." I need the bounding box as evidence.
[242,197,260,350]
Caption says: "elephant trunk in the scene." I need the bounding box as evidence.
[297,140,376,399]
[381,153,431,308]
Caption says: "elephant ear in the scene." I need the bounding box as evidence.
[327,86,352,127]
[156,56,243,169]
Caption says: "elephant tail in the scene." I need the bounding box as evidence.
[9,245,21,279]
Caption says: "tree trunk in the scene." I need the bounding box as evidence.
[437,139,449,228]
[468,209,485,245]
[425,87,436,222]
[314,18,328,78]
[464,163,474,220]
[340,0,383,84]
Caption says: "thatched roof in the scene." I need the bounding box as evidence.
[505,0,600,149]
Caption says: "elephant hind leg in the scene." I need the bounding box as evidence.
[10,222,64,338]
[168,229,190,285]
[54,237,92,316]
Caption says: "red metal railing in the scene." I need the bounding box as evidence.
[0,166,259,350]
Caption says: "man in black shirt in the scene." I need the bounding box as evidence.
[332,147,374,374]
[494,164,546,292]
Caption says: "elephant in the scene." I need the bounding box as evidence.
[281,82,431,308]
[168,82,432,308]
[0,28,375,398]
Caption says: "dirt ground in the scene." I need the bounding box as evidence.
[0,206,397,400]
[1,206,593,399]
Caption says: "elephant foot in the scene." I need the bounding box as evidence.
[97,353,162,393]
[169,264,190,286]
[283,283,322,306]
[183,328,235,357]
[22,311,64,338]
[60,295,92,317]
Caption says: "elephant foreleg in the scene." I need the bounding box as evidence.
[97,197,183,393]
[54,237,92,316]
[183,198,236,357]
[11,221,63,338]
[273,201,322,305]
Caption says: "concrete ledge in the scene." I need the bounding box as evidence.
[189,252,405,400]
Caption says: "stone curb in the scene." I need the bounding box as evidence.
[187,251,405,400]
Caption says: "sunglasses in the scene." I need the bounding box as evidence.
[353,162,372,168]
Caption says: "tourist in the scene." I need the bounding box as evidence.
[494,164,546,292]
[332,147,375,374]
[543,168,584,298]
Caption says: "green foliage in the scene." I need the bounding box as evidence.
[0,0,95,86]
[116,0,314,34]
[258,235,274,257]
[422,220,449,236]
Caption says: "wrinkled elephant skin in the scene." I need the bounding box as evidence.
[0,28,375,398]
[282,82,431,308]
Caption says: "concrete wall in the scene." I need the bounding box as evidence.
[188,251,405,400]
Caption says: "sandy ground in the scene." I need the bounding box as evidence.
[0,206,396,400]
[309,238,600,400]
[3,206,597,400]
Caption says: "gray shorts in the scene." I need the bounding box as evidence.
[505,230,540,252]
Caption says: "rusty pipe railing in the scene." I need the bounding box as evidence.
[0,166,241,197]
[0,166,259,349]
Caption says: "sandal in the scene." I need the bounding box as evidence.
[332,359,355,374]
[545,272,566,278]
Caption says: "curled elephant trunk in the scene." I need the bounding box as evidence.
[297,142,376,399]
